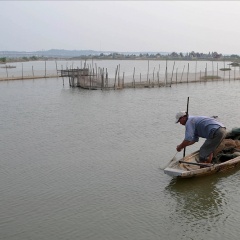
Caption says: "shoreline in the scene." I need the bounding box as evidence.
[0,75,59,81]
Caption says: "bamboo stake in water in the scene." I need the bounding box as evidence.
[152,67,155,85]
[55,61,58,76]
[165,60,168,85]
[118,64,120,87]
[133,67,135,88]
[176,68,178,83]
[147,60,149,83]
[212,61,214,80]
[224,60,225,80]
[45,61,46,78]
[98,67,100,82]
[5,66,8,79]
[187,63,189,83]
[114,65,118,89]
[205,63,207,80]
[101,68,104,90]
[105,68,108,88]
[95,63,97,82]
[195,61,197,82]
[79,67,82,87]
[180,65,185,82]
[61,65,64,86]
[77,67,80,87]
[170,61,175,86]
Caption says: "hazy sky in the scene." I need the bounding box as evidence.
[1,1,240,54]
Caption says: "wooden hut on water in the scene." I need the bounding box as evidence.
[59,68,107,90]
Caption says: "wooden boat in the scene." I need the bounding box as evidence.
[164,129,240,178]
[164,150,240,178]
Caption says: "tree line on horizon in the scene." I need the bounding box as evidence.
[0,50,240,63]
[96,51,240,60]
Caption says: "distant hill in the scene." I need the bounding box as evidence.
[0,49,169,58]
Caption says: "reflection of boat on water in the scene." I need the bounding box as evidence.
[1,65,16,68]
[164,167,240,219]
[164,173,225,223]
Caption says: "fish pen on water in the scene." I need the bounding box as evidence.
[1,60,240,87]
[59,61,240,90]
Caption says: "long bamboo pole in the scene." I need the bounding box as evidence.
[183,97,190,157]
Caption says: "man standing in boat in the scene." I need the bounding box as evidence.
[175,111,227,164]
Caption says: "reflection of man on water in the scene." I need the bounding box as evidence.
[165,175,226,226]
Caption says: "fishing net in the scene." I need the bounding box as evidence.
[213,128,240,163]
[225,127,240,140]
[214,139,240,155]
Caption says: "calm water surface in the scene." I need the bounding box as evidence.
[1,78,240,240]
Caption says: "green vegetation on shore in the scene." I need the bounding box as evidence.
[0,57,6,63]
[200,75,221,80]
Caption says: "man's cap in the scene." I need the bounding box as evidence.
[175,111,187,123]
